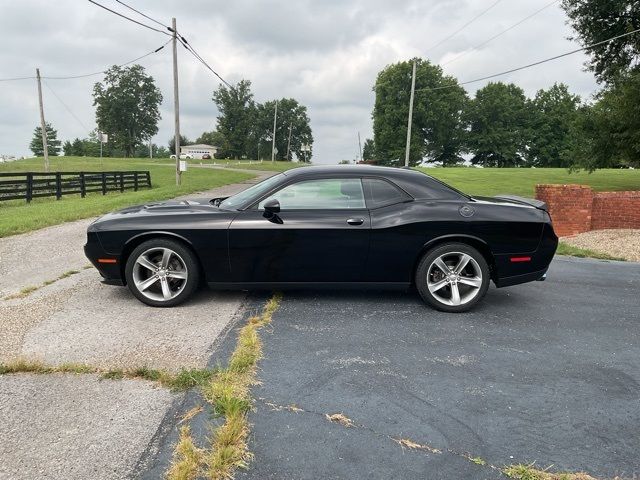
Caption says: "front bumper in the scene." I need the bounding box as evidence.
[84,233,124,285]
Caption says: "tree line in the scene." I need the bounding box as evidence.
[30,67,313,161]
[368,0,640,170]
[369,61,639,170]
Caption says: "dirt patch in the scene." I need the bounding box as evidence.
[562,229,640,262]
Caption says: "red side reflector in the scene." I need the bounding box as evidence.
[510,256,531,263]
[97,258,117,264]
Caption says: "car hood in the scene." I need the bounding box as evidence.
[117,198,214,214]
[88,198,233,231]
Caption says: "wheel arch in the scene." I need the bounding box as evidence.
[120,231,204,285]
[412,234,496,284]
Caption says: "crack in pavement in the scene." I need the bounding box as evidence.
[255,397,504,477]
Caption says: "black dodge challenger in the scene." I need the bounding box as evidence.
[85,165,557,312]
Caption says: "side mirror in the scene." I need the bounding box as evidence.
[263,198,280,215]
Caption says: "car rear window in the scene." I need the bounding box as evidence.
[363,178,411,208]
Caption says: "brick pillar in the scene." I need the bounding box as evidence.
[535,184,593,237]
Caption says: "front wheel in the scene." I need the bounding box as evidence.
[415,243,490,313]
[125,239,200,307]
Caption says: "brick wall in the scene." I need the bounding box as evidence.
[591,191,640,230]
[535,184,640,237]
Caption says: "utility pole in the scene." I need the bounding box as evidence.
[286,123,292,161]
[404,60,416,167]
[36,68,49,172]
[271,100,278,162]
[149,139,153,158]
[171,17,181,186]
[358,131,363,163]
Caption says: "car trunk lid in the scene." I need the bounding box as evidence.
[473,195,548,211]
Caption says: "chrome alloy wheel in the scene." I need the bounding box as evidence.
[131,247,188,302]
[426,252,483,307]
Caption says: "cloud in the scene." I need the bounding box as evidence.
[0,0,598,162]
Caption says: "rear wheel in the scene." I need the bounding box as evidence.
[416,243,490,313]
[125,239,200,307]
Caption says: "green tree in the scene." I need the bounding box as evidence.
[527,83,582,167]
[362,138,375,162]
[168,135,191,155]
[29,122,61,156]
[466,82,531,167]
[250,98,313,161]
[561,0,640,84]
[196,130,226,147]
[213,80,256,158]
[93,64,163,157]
[155,145,170,158]
[373,58,469,166]
[573,71,640,169]
[71,138,84,156]
[62,140,73,156]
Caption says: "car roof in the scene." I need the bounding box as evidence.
[279,165,467,200]
[282,164,419,178]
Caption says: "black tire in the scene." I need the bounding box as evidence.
[415,242,490,313]
[124,238,200,307]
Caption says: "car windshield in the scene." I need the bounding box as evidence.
[218,173,285,209]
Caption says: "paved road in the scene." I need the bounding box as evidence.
[0,169,273,298]
[239,256,640,480]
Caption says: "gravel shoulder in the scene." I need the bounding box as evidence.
[562,228,640,262]
[0,374,176,480]
[1,269,246,370]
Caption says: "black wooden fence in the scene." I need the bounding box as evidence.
[0,171,151,203]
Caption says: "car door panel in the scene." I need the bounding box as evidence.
[228,210,371,282]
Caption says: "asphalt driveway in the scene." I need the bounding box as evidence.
[239,256,640,480]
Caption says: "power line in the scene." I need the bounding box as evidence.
[440,0,559,66]
[87,0,170,36]
[177,35,234,88]
[0,41,169,82]
[424,0,503,54]
[0,75,36,82]
[43,80,92,133]
[114,0,170,30]
[414,26,640,93]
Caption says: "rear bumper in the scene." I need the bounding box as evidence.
[495,268,548,288]
[493,223,557,288]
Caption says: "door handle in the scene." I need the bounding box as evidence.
[346,218,364,226]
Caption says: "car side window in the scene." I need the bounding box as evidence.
[258,178,365,210]
[363,178,411,208]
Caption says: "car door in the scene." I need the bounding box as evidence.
[228,177,371,283]
[362,177,417,282]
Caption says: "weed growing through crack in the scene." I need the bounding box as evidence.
[3,268,89,300]
[182,293,282,480]
[166,425,205,480]
[503,463,599,480]
[325,413,356,428]
[0,360,215,392]
[392,437,441,454]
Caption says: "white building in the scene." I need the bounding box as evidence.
[180,144,218,159]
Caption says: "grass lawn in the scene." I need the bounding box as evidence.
[556,242,627,261]
[164,158,306,172]
[419,167,640,197]
[0,157,254,237]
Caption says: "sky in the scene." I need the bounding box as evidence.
[0,0,599,163]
